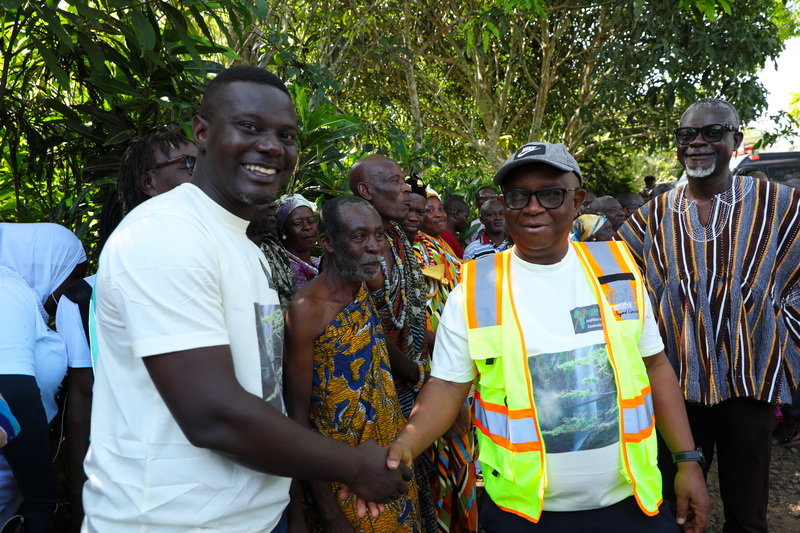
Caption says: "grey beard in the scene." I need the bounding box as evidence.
[336,254,381,283]
[686,160,716,179]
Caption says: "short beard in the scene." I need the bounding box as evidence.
[334,252,381,283]
[685,160,716,179]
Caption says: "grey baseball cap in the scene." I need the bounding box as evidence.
[493,142,582,186]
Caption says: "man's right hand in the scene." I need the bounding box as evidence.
[346,439,412,504]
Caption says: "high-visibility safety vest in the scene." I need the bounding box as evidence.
[461,241,662,523]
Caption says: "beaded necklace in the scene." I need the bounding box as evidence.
[380,235,407,329]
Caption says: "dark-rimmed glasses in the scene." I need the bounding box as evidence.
[503,188,580,210]
[150,154,196,174]
[478,193,498,201]
[673,124,737,145]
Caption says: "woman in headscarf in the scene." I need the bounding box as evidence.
[0,222,87,532]
[572,214,615,242]
[275,194,321,293]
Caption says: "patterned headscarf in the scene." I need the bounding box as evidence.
[572,214,609,242]
[275,194,315,231]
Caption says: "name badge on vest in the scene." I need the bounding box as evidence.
[604,280,639,321]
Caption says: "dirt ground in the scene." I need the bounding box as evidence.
[705,441,800,533]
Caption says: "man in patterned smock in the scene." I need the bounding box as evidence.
[284,196,421,532]
[619,98,800,533]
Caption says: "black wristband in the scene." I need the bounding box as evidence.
[671,447,705,467]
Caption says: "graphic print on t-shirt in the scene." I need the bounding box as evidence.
[255,302,285,414]
[528,343,619,453]
[571,304,602,334]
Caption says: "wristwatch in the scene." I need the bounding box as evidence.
[671,447,705,467]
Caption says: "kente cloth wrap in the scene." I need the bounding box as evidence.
[303,286,421,532]
[412,233,461,333]
[258,233,295,312]
[411,234,477,532]
[618,176,800,405]
[572,214,609,242]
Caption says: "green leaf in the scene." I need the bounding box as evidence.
[83,75,139,97]
[130,10,157,52]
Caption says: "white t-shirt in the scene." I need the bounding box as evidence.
[432,245,664,512]
[56,275,95,369]
[83,184,290,533]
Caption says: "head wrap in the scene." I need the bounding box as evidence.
[406,174,427,197]
[0,222,86,306]
[572,214,609,242]
[275,194,315,231]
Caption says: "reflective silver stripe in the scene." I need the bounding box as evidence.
[475,401,509,440]
[472,255,499,328]
[622,393,655,435]
[509,417,539,444]
[585,242,640,321]
[475,400,539,444]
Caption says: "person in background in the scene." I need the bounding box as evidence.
[579,189,598,215]
[442,195,469,259]
[58,131,195,531]
[116,129,196,216]
[464,185,498,244]
[275,193,320,293]
[618,98,800,533]
[589,195,626,231]
[0,222,87,533]
[463,198,510,261]
[349,154,437,532]
[617,192,645,219]
[572,214,614,242]
[284,196,422,532]
[247,200,295,312]
[404,183,476,533]
[650,182,675,198]
[402,179,428,242]
[641,175,657,200]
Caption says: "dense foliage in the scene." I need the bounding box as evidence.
[1,0,797,250]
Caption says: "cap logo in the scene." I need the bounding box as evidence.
[515,144,545,159]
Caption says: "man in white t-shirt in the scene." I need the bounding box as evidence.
[386,142,710,532]
[82,66,411,533]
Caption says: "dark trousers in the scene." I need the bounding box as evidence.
[479,496,680,533]
[658,397,773,533]
[0,375,57,533]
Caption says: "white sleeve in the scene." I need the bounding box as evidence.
[97,215,230,359]
[431,284,478,383]
[0,279,38,375]
[55,296,92,369]
[638,293,665,358]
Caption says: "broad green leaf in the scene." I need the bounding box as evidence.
[130,10,157,52]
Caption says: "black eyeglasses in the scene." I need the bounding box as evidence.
[478,193,498,200]
[150,154,196,174]
[503,188,580,210]
[673,124,737,145]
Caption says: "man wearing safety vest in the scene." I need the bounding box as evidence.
[386,142,710,532]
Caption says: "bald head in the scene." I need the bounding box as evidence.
[347,155,411,223]
[590,196,626,230]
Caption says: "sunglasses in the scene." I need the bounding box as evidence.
[673,124,737,145]
[503,188,579,210]
[150,154,196,174]
[478,193,498,200]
